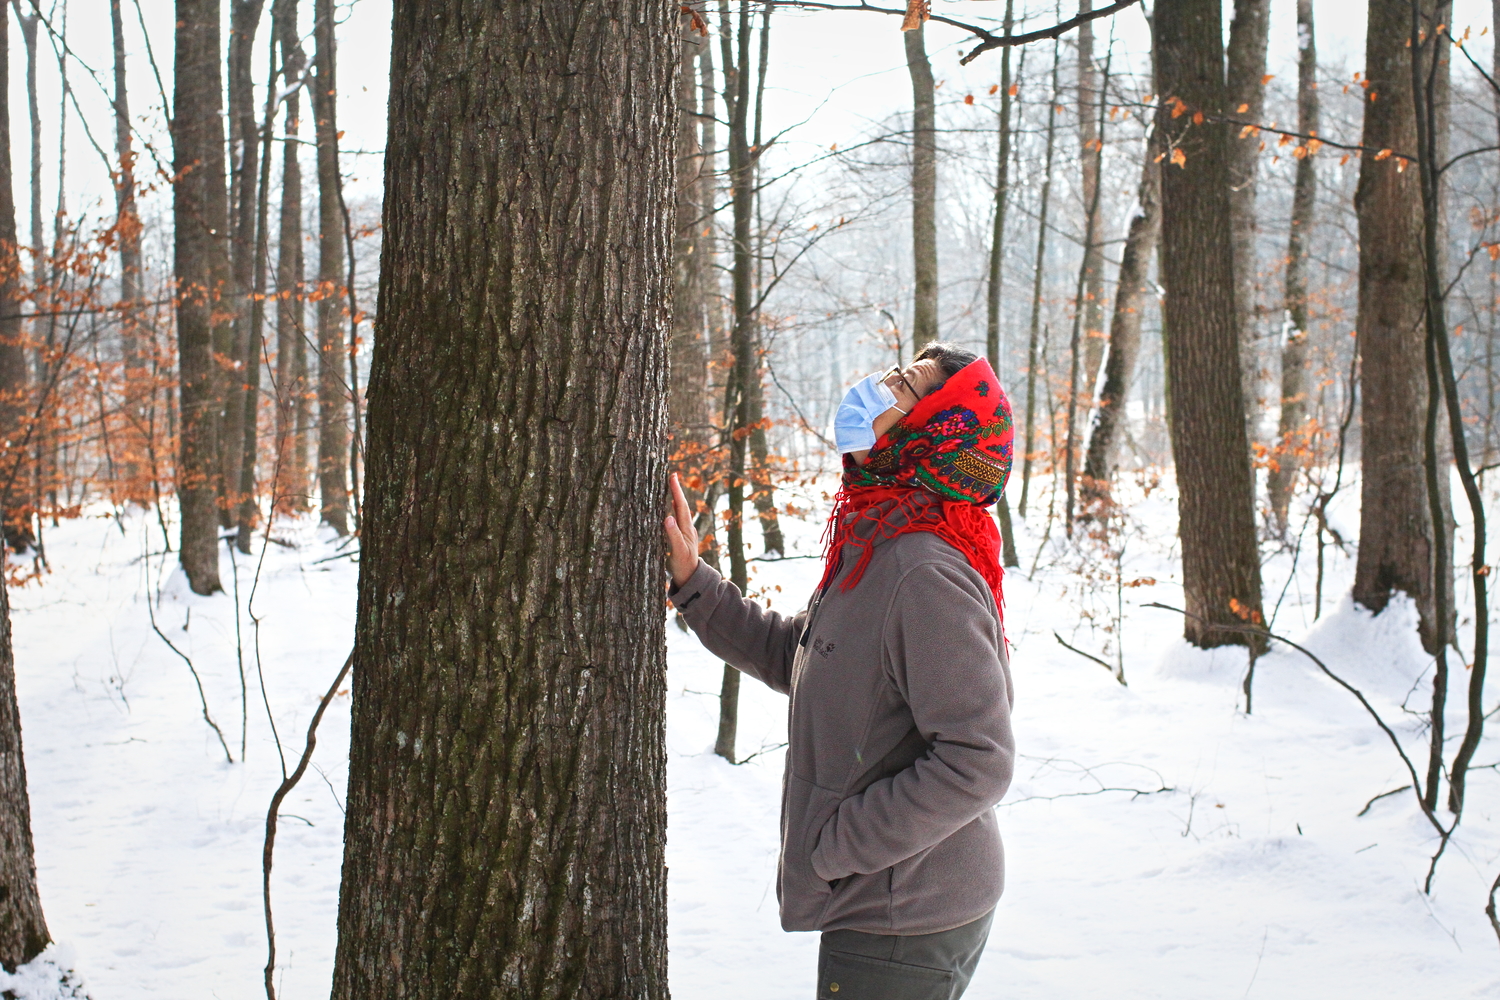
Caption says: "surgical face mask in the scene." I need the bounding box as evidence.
[834,371,899,454]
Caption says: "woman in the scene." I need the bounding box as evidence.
[664,342,1015,1000]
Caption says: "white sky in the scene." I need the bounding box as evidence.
[5,0,1496,263]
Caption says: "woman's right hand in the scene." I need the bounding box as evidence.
[664,473,701,589]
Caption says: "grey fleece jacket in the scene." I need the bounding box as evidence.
[669,500,1015,935]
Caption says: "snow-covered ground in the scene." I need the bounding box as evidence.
[9,475,1500,997]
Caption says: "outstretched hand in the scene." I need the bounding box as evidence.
[664,473,701,589]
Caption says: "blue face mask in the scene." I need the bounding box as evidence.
[834,371,899,454]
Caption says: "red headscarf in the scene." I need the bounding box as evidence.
[819,357,1014,617]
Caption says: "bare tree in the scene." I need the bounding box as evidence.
[984,0,1020,567]
[1225,0,1270,432]
[272,0,309,512]
[1266,0,1318,531]
[1076,0,1107,406]
[311,0,349,535]
[173,0,230,594]
[1017,38,1062,519]
[111,0,147,505]
[1155,0,1266,651]
[328,0,674,993]
[1353,0,1452,656]
[0,8,29,550]
[905,22,937,349]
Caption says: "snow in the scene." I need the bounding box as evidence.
[10,477,1500,997]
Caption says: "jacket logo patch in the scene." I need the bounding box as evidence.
[812,636,836,659]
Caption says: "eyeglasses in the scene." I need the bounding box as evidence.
[884,366,922,401]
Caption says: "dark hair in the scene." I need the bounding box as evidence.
[913,341,979,390]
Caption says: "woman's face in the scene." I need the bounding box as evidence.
[851,358,943,466]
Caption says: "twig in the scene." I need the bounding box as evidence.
[1142,601,1458,891]
[1357,784,1412,818]
[1053,630,1126,685]
[1002,784,1171,805]
[143,545,233,764]
[1487,870,1500,951]
[731,741,788,766]
[263,650,353,1000]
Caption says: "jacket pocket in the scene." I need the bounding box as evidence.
[781,774,842,930]
[818,950,954,1000]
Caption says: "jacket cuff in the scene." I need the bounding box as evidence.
[668,559,717,612]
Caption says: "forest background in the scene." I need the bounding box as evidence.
[0,0,1496,997]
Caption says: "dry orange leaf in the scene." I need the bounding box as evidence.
[1169,147,1186,168]
[988,84,999,95]
[1261,73,1274,85]
[1374,148,1393,160]
[1192,111,1204,124]
[964,94,974,105]
[1237,103,1249,113]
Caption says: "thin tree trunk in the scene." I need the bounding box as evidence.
[672,8,711,538]
[0,9,29,551]
[1353,0,1452,656]
[747,2,782,557]
[328,0,673,994]
[12,4,40,533]
[111,0,147,504]
[986,0,1019,567]
[311,0,348,534]
[716,0,756,763]
[1266,0,1319,532]
[1081,132,1161,506]
[236,32,278,552]
[1065,49,1111,534]
[173,0,229,595]
[1018,39,1062,519]
[905,24,937,351]
[272,0,308,513]
[1225,0,1271,438]
[1076,0,1107,409]
[224,0,267,527]
[1155,0,1266,651]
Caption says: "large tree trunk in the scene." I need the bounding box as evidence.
[1076,1,1107,407]
[1225,0,1270,438]
[272,0,309,513]
[0,11,29,551]
[1353,0,1452,655]
[173,0,229,595]
[1017,40,1062,519]
[985,0,1019,568]
[1155,0,1266,650]
[328,0,674,995]
[905,24,937,350]
[1081,133,1162,505]
[111,0,148,505]
[224,0,267,527]
[0,576,48,969]
[311,0,349,535]
[1266,0,1318,532]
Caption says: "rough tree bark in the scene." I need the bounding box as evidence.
[1225,0,1270,434]
[1155,0,1266,650]
[172,0,229,595]
[1076,0,1107,405]
[1353,0,1452,655]
[1081,132,1161,505]
[311,0,349,535]
[671,11,710,476]
[1266,0,1318,532]
[0,11,30,550]
[328,0,674,995]
[0,576,48,969]
[905,23,938,350]
[111,0,147,504]
[985,0,1019,568]
[272,0,309,512]
[1018,39,1062,519]
[224,0,267,525]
